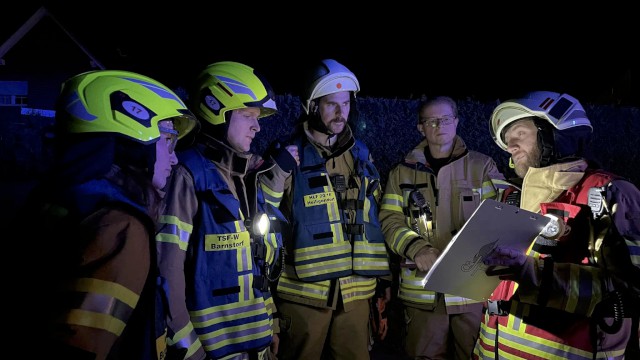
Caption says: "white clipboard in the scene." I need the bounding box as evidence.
[422,198,551,301]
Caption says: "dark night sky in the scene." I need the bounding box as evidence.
[3,3,639,106]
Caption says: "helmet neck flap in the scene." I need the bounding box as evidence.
[533,118,592,167]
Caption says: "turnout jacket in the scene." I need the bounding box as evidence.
[276,122,390,311]
[473,159,640,360]
[156,138,289,360]
[33,165,163,360]
[379,136,509,313]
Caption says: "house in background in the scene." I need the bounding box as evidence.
[0,6,103,179]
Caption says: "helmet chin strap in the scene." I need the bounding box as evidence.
[308,115,334,136]
[533,118,555,167]
[307,102,335,136]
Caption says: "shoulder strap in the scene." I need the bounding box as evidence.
[569,168,619,206]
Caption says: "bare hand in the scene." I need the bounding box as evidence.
[414,246,440,272]
[271,333,279,357]
[286,145,300,166]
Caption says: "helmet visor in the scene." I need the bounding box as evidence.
[159,126,179,154]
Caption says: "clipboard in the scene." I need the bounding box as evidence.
[422,198,551,301]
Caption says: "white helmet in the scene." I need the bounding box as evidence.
[302,59,360,115]
[490,91,592,151]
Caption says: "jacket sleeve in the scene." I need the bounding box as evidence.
[516,179,640,316]
[379,165,431,260]
[607,179,640,295]
[259,154,294,210]
[53,208,152,359]
[156,164,207,360]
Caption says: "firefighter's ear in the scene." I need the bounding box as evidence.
[310,100,318,114]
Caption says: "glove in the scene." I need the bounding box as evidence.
[266,140,299,172]
[483,246,528,280]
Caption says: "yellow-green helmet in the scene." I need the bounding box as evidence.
[56,70,198,143]
[192,61,277,126]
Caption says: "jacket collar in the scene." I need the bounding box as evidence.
[199,134,256,177]
[303,121,355,159]
[520,159,588,212]
[405,135,468,166]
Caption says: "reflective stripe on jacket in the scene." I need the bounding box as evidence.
[474,160,640,359]
[157,143,284,359]
[276,124,389,310]
[286,136,389,282]
[380,136,509,312]
[45,170,163,359]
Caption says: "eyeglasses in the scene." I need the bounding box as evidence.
[419,115,457,128]
[159,126,179,154]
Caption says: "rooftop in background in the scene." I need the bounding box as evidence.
[2,4,639,107]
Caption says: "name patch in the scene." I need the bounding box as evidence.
[304,192,336,207]
[205,231,250,251]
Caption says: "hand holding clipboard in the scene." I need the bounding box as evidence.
[422,199,550,301]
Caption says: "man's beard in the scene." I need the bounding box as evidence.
[514,145,541,178]
[328,117,346,133]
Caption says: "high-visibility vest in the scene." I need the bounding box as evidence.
[179,148,283,358]
[286,137,390,282]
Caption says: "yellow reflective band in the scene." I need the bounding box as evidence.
[354,242,388,255]
[73,277,139,308]
[65,308,126,336]
[303,192,336,207]
[295,242,351,260]
[331,223,345,242]
[381,193,403,212]
[341,277,376,301]
[478,180,498,199]
[156,215,193,250]
[278,275,331,299]
[364,194,372,222]
[205,231,250,251]
[261,184,282,199]
[295,258,352,277]
[201,318,272,352]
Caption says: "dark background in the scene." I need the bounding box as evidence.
[3,3,639,107]
[2,6,639,359]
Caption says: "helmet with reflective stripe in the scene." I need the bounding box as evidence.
[57,70,197,143]
[192,61,277,126]
[302,59,360,115]
[490,91,592,151]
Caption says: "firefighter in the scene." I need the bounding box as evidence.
[156,61,296,359]
[379,96,509,359]
[274,59,391,360]
[17,70,197,359]
[474,91,640,359]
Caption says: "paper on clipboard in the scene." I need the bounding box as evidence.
[422,198,551,301]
